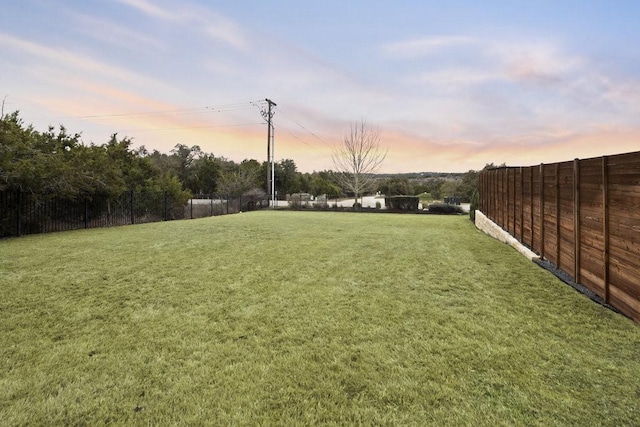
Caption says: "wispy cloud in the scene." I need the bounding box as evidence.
[491,42,584,85]
[201,13,251,51]
[114,0,250,51]
[379,36,478,58]
[112,0,178,22]
[381,35,584,86]
[0,33,170,91]
[69,12,166,52]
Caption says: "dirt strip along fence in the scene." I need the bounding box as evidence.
[479,151,640,322]
[0,190,269,239]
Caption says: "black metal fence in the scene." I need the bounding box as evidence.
[0,190,269,238]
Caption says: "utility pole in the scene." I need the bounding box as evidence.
[262,99,276,207]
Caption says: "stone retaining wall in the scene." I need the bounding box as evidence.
[474,210,539,261]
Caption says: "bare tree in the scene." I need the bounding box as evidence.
[332,120,387,205]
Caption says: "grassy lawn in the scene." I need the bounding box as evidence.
[1,211,639,425]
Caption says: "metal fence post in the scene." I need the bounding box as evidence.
[163,191,168,221]
[16,189,21,237]
[130,190,135,225]
[84,198,89,229]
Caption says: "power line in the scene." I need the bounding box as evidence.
[112,122,262,133]
[56,100,265,121]
[286,131,323,152]
[276,107,332,147]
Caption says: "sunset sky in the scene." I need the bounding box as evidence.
[2,0,639,173]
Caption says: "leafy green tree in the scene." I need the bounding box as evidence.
[298,173,312,194]
[190,154,220,195]
[457,170,479,200]
[378,177,412,196]
[170,144,204,193]
[147,172,191,205]
[0,111,41,192]
[274,159,300,196]
[309,171,341,198]
[440,180,459,197]
[240,159,263,191]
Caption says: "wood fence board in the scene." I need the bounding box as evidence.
[580,243,605,266]
[608,213,640,235]
[609,266,640,301]
[609,180,640,197]
[608,196,640,210]
[609,240,640,265]
[608,287,640,322]
[544,241,559,264]
[581,232,604,254]
[608,151,640,166]
[580,158,602,175]
[580,267,605,297]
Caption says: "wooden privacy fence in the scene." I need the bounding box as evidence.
[478,151,640,322]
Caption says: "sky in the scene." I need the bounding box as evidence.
[1,0,640,173]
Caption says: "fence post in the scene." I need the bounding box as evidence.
[529,167,534,247]
[574,158,581,283]
[555,163,561,267]
[163,191,168,221]
[506,169,510,232]
[512,169,517,235]
[226,195,229,215]
[479,172,483,213]
[502,168,507,229]
[540,163,545,259]
[190,197,193,219]
[602,156,610,303]
[130,190,135,225]
[16,189,21,237]
[84,198,89,229]
[492,169,496,221]
[210,195,213,217]
[519,167,524,242]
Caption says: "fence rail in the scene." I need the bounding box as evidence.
[479,151,640,322]
[0,190,269,238]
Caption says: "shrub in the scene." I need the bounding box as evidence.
[385,195,419,211]
[352,202,362,210]
[288,199,309,210]
[428,203,463,214]
[469,189,479,221]
[375,201,381,209]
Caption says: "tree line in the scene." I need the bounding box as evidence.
[1,111,479,203]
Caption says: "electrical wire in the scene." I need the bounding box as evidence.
[65,100,265,120]
[276,107,332,147]
[113,122,262,133]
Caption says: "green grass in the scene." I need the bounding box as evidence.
[1,211,639,425]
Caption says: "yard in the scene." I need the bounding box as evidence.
[1,211,638,425]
